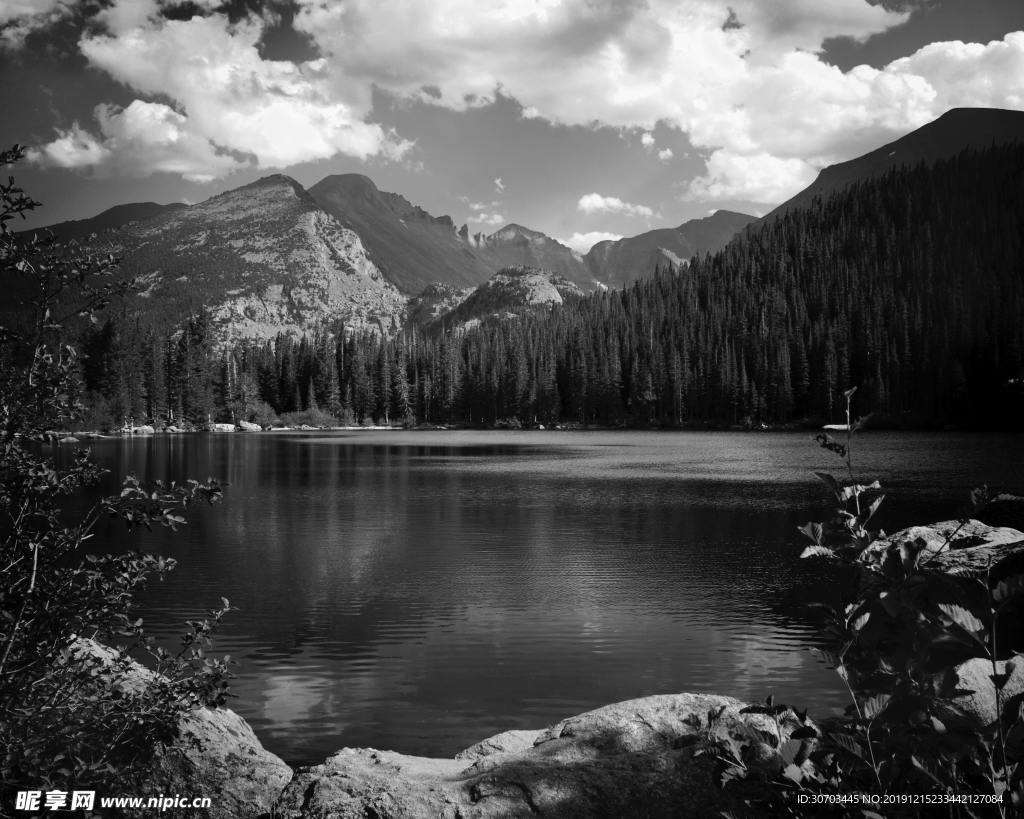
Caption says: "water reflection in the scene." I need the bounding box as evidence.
[61,430,1024,764]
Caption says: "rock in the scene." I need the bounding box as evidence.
[237,420,261,432]
[132,424,156,434]
[151,706,292,819]
[860,519,1024,573]
[948,657,1024,727]
[59,435,79,444]
[275,693,809,818]
[67,639,292,818]
[455,729,544,761]
[209,423,236,432]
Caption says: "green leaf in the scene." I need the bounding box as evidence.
[800,545,836,560]
[814,471,840,497]
[862,694,891,720]
[829,731,864,760]
[993,574,1024,605]
[798,521,824,545]
[937,603,985,634]
[849,611,871,632]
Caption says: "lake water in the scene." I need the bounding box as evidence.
[62,430,1023,766]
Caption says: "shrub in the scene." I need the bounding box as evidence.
[0,146,232,800]
[279,407,339,427]
[710,388,1024,817]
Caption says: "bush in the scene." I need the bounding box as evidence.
[709,388,1024,816]
[279,407,339,427]
[0,146,232,799]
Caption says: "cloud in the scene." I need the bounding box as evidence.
[577,193,655,218]
[30,2,411,179]
[658,148,674,162]
[559,231,623,254]
[473,212,505,227]
[290,0,1024,203]
[0,0,73,49]
[17,0,1024,200]
[30,100,243,181]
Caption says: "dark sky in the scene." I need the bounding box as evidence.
[2,0,1023,250]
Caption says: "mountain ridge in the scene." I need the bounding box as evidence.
[764,107,1024,220]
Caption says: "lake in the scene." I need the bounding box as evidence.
[62,430,1024,766]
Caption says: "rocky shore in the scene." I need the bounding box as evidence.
[100,518,1024,817]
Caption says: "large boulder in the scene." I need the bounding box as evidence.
[68,639,292,818]
[947,657,1024,727]
[274,693,810,818]
[859,518,1024,572]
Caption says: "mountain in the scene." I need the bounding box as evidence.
[68,174,407,341]
[434,266,584,331]
[34,202,187,242]
[584,210,756,288]
[764,107,1024,220]
[311,174,597,293]
[406,282,475,326]
[471,224,594,289]
[310,174,490,294]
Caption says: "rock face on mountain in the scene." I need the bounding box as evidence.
[312,175,597,294]
[764,107,1024,220]
[406,282,475,326]
[473,224,594,290]
[311,174,492,294]
[584,210,756,288]
[433,266,583,330]
[96,174,408,341]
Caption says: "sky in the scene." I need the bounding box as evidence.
[2,0,1024,252]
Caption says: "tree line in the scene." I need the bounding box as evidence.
[78,143,1024,430]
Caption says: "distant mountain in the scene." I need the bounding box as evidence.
[764,107,1024,220]
[471,224,594,290]
[406,282,474,326]
[433,266,584,331]
[59,174,407,341]
[34,202,187,242]
[310,174,489,294]
[584,210,756,288]
[312,174,597,293]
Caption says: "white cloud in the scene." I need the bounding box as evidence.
[559,231,623,254]
[17,0,1024,199]
[290,0,1024,204]
[658,148,674,162]
[29,2,411,180]
[473,212,506,227]
[0,0,73,49]
[28,122,110,169]
[577,193,655,218]
[30,100,243,181]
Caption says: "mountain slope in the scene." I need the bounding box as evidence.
[472,224,593,289]
[437,266,584,330]
[311,173,492,293]
[77,175,407,341]
[311,174,597,294]
[764,107,1024,220]
[36,202,187,242]
[584,210,756,288]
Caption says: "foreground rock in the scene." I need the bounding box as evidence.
[859,518,1024,572]
[275,693,808,818]
[70,639,292,818]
